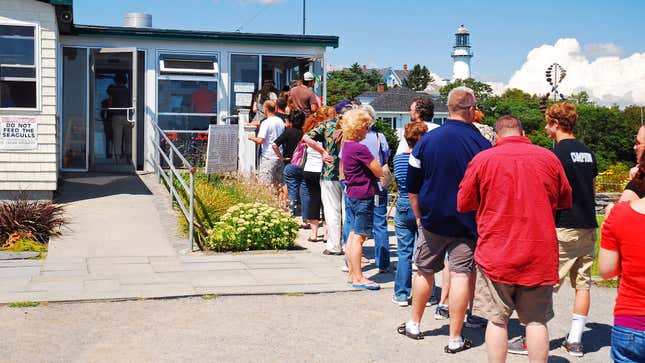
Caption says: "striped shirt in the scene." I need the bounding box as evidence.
[393,152,410,198]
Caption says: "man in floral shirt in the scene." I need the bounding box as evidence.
[303,114,343,255]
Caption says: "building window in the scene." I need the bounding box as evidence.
[0,24,37,109]
[157,54,218,131]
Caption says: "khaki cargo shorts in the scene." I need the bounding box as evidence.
[474,266,554,325]
[413,227,475,274]
[556,228,596,291]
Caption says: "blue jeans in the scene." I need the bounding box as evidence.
[373,189,390,270]
[611,325,645,362]
[393,196,417,296]
[283,164,303,215]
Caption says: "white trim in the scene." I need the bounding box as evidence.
[0,20,41,112]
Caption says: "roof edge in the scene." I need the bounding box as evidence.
[71,24,339,48]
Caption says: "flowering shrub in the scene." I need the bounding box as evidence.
[596,163,631,193]
[206,202,298,251]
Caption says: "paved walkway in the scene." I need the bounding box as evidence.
[0,172,362,304]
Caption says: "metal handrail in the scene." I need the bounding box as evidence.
[149,119,197,252]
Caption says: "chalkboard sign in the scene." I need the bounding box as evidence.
[205,124,239,174]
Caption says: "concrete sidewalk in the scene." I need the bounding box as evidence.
[0,173,362,304]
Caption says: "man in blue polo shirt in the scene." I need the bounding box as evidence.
[397,87,491,354]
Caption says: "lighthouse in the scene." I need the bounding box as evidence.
[451,24,473,80]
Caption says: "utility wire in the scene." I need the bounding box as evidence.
[234,3,273,32]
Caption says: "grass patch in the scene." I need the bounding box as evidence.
[9,301,40,308]
[593,279,619,288]
[591,215,605,278]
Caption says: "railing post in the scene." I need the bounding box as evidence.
[169,148,174,207]
[189,171,195,251]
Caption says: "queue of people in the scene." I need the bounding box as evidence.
[248,73,644,361]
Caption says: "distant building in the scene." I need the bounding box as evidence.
[451,24,474,80]
[381,65,410,88]
[356,87,448,131]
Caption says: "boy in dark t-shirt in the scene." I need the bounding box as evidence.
[545,102,597,358]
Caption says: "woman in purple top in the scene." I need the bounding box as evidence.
[341,109,383,290]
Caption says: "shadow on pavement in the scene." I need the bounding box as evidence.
[581,322,612,353]
[56,172,153,203]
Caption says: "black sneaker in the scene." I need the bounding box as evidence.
[507,336,528,355]
[562,335,584,357]
[464,313,487,329]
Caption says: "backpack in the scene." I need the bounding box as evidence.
[290,142,307,169]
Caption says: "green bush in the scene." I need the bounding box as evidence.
[206,202,298,252]
[173,172,285,238]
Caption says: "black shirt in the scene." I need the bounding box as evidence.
[273,128,303,160]
[552,138,598,228]
[107,84,130,117]
[625,180,645,198]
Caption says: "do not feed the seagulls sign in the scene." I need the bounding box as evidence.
[0,117,38,150]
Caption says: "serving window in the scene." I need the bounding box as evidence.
[157,53,218,131]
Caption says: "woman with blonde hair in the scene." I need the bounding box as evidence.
[341,109,384,290]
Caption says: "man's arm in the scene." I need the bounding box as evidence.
[407,152,424,227]
[409,192,422,227]
[247,134,265,145]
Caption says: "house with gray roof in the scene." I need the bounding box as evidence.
[356,87,448,131]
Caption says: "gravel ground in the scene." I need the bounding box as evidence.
[0,285,614,362]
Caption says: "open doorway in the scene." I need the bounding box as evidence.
[89,49,145,172]
[229,54,323,122]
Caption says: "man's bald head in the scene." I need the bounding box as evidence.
[494,115,523,138]
[447,86,477,122]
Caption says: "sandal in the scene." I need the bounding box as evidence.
[307,236,320,242]
[444,338,472,354]
[397,322,424,340]
[351,280,380,291]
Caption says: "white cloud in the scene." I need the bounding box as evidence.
[582,43,624,59]
[506,38,645,106]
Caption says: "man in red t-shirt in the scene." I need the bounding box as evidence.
[458,115,572,362]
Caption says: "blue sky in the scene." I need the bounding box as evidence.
[73,0,645,84]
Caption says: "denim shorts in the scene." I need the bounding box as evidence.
[347,196,374,237]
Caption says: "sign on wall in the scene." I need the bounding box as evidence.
[205,124,239,174]
[0,117,38,150]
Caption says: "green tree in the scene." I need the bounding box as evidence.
[404,64,434,91]
[569,91,593,105]
[439,78,494,105]
[326,63,383,105]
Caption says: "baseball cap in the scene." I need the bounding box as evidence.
[303,71,315,81]
[334,100,353,114]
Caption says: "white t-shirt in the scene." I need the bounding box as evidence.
[303,142,323,172]
[257,116,285,159]
[395,121,440,155]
